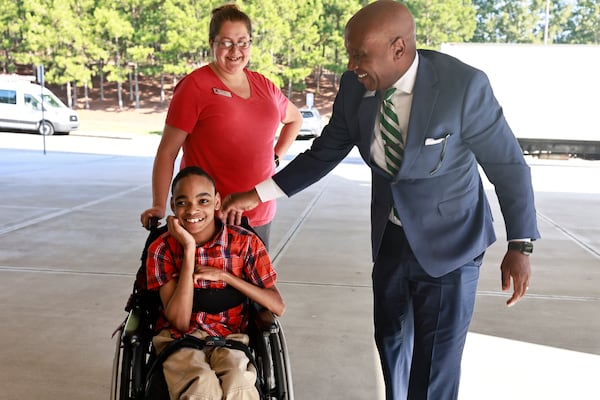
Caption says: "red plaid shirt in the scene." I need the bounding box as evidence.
[146,222,277,338]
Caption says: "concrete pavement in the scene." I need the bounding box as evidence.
[1,132,599,399]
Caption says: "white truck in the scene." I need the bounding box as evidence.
[0,75,79,135]
[440,43,600,158]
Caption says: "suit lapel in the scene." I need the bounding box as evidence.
[400,54,440,177]
[358,90,386,174]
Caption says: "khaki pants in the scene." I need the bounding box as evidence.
[153,329,259,400]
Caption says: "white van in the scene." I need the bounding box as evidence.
[0,75,79,135]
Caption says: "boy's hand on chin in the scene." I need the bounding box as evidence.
[166,216,195,248]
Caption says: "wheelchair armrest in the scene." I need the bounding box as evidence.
[122,306,143,342]
[252,303,279,334]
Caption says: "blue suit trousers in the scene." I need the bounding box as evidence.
[372,222,481,400]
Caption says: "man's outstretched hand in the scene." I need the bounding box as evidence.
[219,189,262,225]
[500,250,532,307]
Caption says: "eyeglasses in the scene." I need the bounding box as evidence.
[215,39,253,50]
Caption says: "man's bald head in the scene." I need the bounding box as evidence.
[346,1,416,49]
[344,1,417,90]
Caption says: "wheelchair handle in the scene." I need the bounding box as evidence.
[147,216,160,230]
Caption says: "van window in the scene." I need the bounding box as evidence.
[24,94,41,110]
[42,93,62,108]
[0,89,17,105]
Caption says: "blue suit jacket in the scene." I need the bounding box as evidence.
[274,50,540,277]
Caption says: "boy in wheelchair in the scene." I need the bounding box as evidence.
[146,166,285,399]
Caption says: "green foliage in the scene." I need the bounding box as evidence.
[565,0,600,43]
[407,0,477,48]
[319,0,363,75]
[1,0,597,106]
[470,0,588,44]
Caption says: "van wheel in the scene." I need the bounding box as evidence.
[39,120,55,136]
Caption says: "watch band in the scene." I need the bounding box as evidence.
[508,241,533,255]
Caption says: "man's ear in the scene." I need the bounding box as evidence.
[214,192,222,211]
[392,37,406,60]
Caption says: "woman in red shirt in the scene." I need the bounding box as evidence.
[141,4,302,248]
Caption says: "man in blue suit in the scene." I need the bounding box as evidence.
[222,1,540,398]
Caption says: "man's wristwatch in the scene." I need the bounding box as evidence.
[274,154,280,167]
[508,241,533,256]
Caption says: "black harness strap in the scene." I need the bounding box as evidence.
[144,335,260,399]
[192,286,247,314]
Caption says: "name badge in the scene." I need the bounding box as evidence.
[213,88,232,97]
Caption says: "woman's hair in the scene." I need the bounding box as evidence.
[171,166,217,195]
[209,3,252,42]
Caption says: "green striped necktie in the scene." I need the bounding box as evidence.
[380,87,404,175]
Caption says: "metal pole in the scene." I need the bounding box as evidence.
[37,64,46,155]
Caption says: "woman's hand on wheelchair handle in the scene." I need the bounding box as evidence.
[141,206,165,229]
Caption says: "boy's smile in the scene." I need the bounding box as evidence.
[184,216,205,224]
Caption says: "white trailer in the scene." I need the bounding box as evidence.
[440,43,600,158]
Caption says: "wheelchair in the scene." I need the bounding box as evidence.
[110,220,294,400]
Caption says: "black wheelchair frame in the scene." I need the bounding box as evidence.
[110,221,294,400]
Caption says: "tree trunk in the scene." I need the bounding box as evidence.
[134,64,140,109]
[129,70,134,102]
[72,83,78,108]
[84,80,89,109]
[100,68,105,101]
[66,82,73,108]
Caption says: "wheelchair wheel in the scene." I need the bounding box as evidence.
[111,312,152,400]
[274,327,294,400]
[119,336,135,400]
[110,328,123,400]
[253,318,294,400]
[111,326,144,400]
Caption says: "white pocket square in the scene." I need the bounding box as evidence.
[425,137,444,146]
